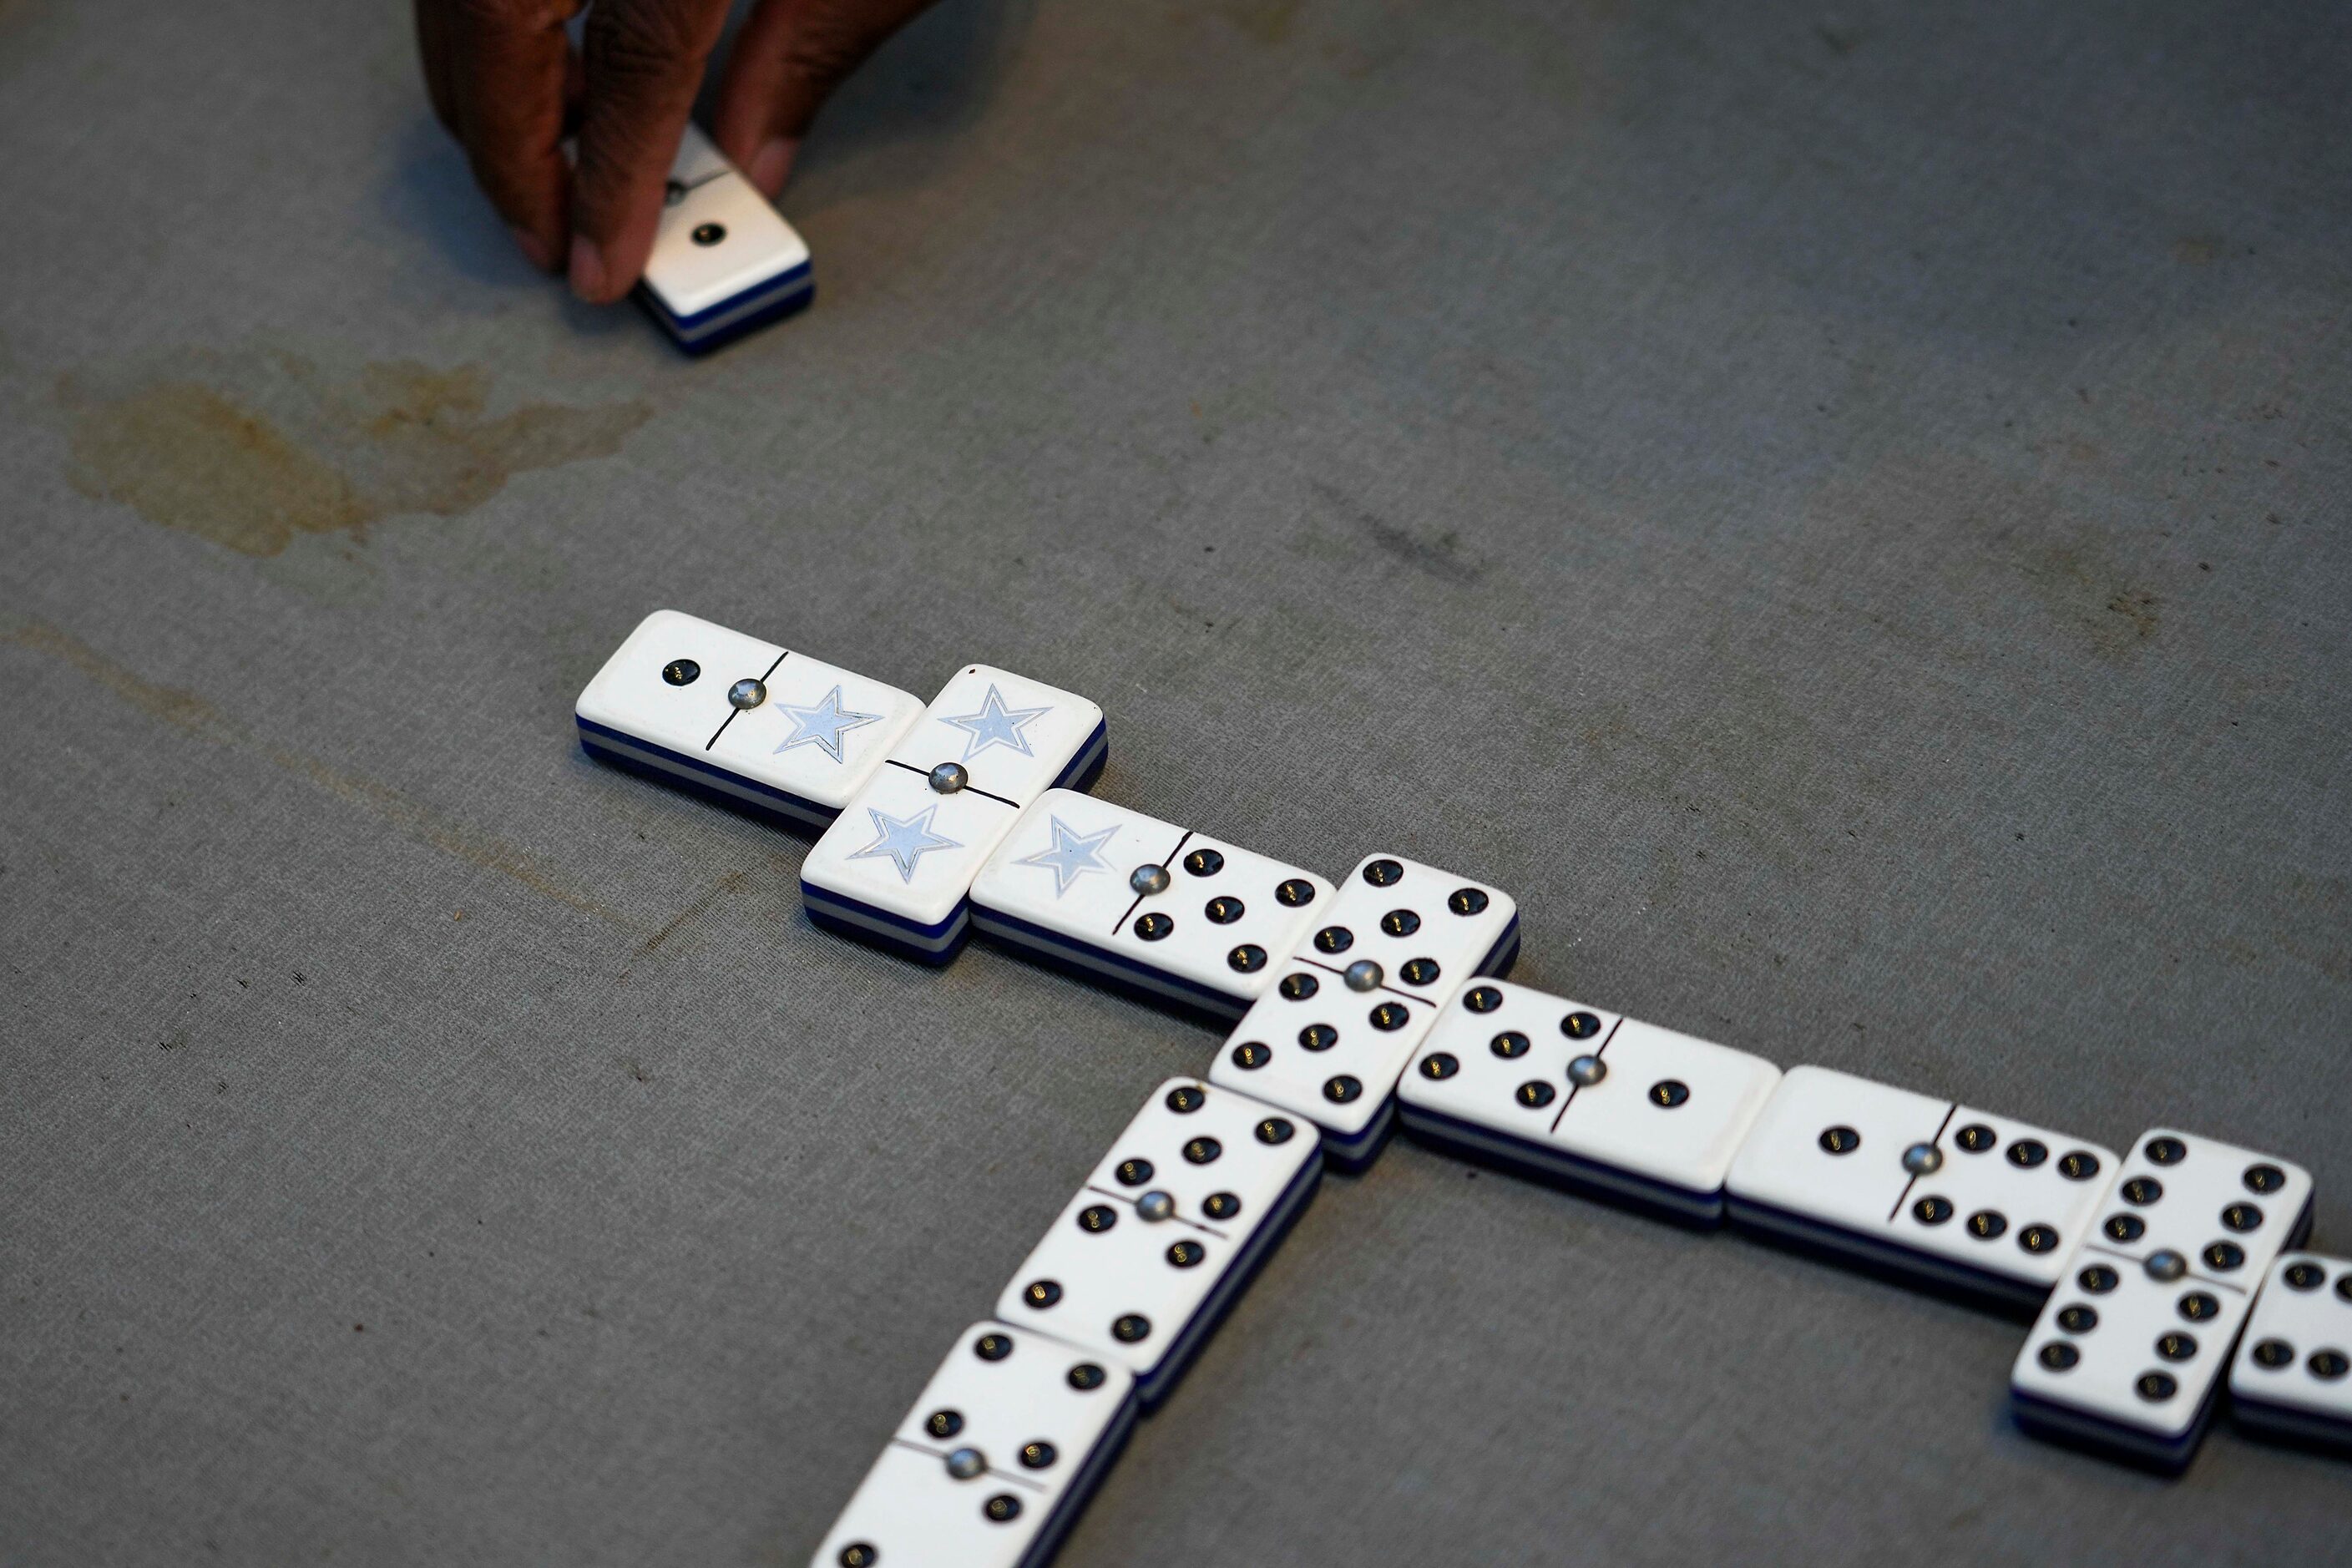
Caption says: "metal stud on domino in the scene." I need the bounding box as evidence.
[1725,1065,2122,1312]
[1206,852,1519,1171]
[2010,1128,2312,1470]
[994,1079,1322,1409]
[638,123,814,353]
[1397,977,1781,1225]
[808,1321,1139,1568]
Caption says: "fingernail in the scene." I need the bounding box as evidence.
[749,138,796,197]
[509,225,555,273]
[568,235,608,302]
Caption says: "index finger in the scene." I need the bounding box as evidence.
[417,0,576,271]
[569,0,730,303]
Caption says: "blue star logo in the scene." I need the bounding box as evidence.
[847,805,961,883]
[1015,816,1120,898]
[772,684,882,764]
[941,684,1050,761]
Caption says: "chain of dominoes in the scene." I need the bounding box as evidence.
[574,612,2350,1565]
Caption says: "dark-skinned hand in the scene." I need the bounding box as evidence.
[417,0,937,302]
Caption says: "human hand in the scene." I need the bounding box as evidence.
[417,0,938,302]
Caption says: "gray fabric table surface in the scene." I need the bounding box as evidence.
[3,0,2348,1561]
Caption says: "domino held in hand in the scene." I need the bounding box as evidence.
[638,123,814,353]
[809,1321,1137,1568]
[969,790,1334,1019]
[574,609,922,828]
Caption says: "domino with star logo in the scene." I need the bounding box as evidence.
[801,666,1107,962]
[969,790,1336,1019]
[574,609,924,829]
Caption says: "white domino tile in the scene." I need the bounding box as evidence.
[809,1322,1136,1568]
[2011,1128,2312,1469]
[994,1079,1320,1407]
[969,791,1333,1017]
[574,609,922,826]
[641,124,812,350]
[1397,977,1780,1222]
[1726,1066,2120,1307]
[1206,852,1518,1168]
[2230,1254,2352,1452]
[2012,1246,2256,1471]
[802,666,1106,960]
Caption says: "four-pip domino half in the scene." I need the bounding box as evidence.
[570,609,2344,1565]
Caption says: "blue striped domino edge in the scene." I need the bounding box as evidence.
[2231,1394,2352,1456]
[2009,1384,2218,1475]
[1133,1147,1323,1410]
[1014,1381,1141,1568]
[967,904,1255,1021]
[1725,1196,2054,1314]
[1399,1103,1726,1226]
[637,265,814,355]
[577,718,837,830]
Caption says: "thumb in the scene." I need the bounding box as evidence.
[713,0,939,195]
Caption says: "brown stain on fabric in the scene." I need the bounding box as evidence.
[1308,480,1487,585]
[2,619,625,926]
[639,869,750,955]
[60,353,651,556]
[2013,539,2162,660]
[2173,235,2224,267]
[64,382,369,554]
[1796,448,2173,666]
